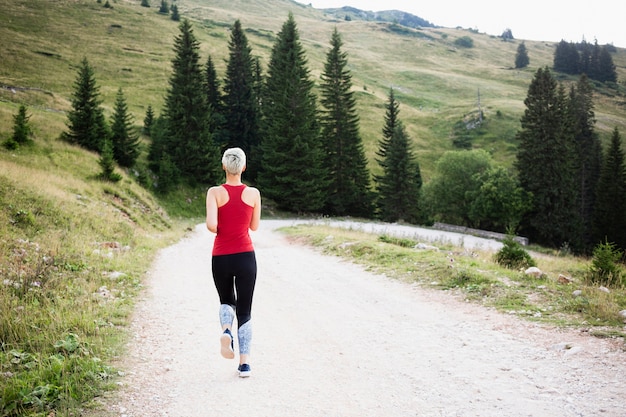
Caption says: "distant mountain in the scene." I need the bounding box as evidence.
[320,6,435,29]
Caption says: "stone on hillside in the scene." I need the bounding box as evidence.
[524,266,543,278]
[557,274,573,284]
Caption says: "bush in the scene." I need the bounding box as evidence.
[586,240,624,287]
[454,36,474,48]
[494,235,536,269]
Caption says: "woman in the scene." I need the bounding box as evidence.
[206,147,261,378]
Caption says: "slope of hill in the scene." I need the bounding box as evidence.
[1,0,625,178]
[320,6,436,29]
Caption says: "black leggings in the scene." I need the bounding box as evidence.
[212,251,257,326]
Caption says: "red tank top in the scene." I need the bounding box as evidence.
[212,184,255,256]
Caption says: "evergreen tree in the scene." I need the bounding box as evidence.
[141,0,150,7]
[158,19,219,185]
[515,67,581,250]
[98,139,121,182]
[375,88,400,167]
[205,55,226,146]
[515,42,529,69]
[143,105,154,136]
[110,88,140,168]
[63,57,108,152]
[375,123,423,223]
[500,28,514,41]
[205,56,223,115]
[12,105,33,146]
[568,74,601,250]
[258,13,328,213]
[578,40,593,76]
[596,45,617,83]
[147,114,167,171]
[158,0,169,14]
[375,89,422,223]
[319,28,374,218]
[593,127,626,251]
[222,20,261,181]
[553,40,579,74]
[170,4,180,21]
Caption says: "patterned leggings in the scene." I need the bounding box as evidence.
[212,251,257,354]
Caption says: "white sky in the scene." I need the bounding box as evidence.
[295,0,626,48]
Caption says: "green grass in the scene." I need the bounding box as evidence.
[0,142,192,416]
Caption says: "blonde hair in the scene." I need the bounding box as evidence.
[222,147,246,175]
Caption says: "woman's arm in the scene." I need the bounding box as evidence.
[206,187,219,233]
[249,188,261,231]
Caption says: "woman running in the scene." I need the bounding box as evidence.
[206,147,261,378]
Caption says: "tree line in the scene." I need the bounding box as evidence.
[553,39,617,83]
[9,15,626,255]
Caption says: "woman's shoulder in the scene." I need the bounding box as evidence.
[207,185,228,196]
[244,186,260,196]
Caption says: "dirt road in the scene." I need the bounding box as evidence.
[97,220,625,417]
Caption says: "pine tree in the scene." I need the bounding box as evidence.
[158,0,169,14]
[110,88,140,168]
[64,57,108,152]
[515,67,581,250]
[593,127,626,251]
[515,42,529,69]
[568,74,601,250]
[170,4,180,21]
[553,40,579,75]
[375,90,423,223]
[143,105,154,136]
[159,19,219,185]
[579,40,593,76]
[258,13,328,213]
[205,55,226,147]
[319,28,374,218]
[596,45,617,83]
[99,139,122,182]
[140,0,150,7]
[376,123,423,223]
[12,105,32,145]
[222,20,261,181]
[205,56,223,115]
[376,88,400,166]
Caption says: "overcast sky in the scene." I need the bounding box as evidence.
[295,0,625,48]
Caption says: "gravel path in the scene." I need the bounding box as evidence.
[95,220,626,417]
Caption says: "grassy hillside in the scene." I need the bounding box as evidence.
[2,0,626,179]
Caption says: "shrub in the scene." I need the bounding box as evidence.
[494,235,536,269]
[454,36,474,48]
[586,240,624,287]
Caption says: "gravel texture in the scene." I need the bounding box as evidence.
[89,220,626,417]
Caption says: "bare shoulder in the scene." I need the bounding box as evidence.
[207,185,225,196]
[242,186,260,206]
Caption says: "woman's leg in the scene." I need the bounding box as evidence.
[233,252,257,372]
[212,256,236,359]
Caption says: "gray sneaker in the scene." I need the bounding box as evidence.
[220,330,234,359]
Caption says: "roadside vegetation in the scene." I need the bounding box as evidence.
[0,140,196,416]
[280,224,626,337]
